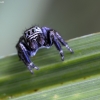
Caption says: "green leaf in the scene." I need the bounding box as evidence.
[0,33,100,100]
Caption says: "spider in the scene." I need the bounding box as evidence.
[16,26,74,74]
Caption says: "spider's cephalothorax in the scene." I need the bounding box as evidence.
[16,26,74,74]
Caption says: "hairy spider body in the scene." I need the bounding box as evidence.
[16,26,74,74]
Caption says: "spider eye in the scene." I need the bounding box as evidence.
[32,29,34,32]
[28,31,30,35]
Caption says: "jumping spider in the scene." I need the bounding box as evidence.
[16,26,74,74]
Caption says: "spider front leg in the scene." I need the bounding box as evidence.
[55,32,74,53]
[16,42,38,74]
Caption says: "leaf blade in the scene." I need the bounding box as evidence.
[0,33,100,100]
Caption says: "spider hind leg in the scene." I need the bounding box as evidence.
[49,31,64,61]
[56,32,74,53]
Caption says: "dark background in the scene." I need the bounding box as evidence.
[0,0,100,56]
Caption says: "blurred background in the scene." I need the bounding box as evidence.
[0,0,100,56]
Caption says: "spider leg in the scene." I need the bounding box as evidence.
[16,42,38,74]
[49,31,64,61]
[56,32,74,53]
